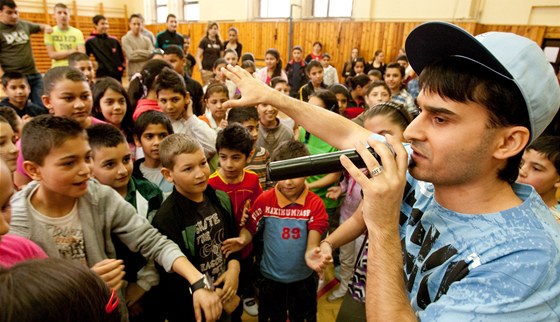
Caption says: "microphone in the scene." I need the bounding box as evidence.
[267,146,390,181]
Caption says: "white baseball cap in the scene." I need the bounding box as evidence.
[405,21,560,142]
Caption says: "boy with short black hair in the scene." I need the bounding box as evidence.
[222,140,329,322]
[255,102,293,160]
[85,14,125,82]
[154,67,217,161]
[321,53,339,86]
[517,135,560,222]
[209,123,263,318]
[87,123,163,318]
[285,45,307,98]
[0,71,46,118]
[9,114,223,321]
[88,123,163,223]
[152,133,241,321]
[68,52,95,87]
[227,106,271,189]
[163,44,204,116]
[133,110,175,194]
[299,60,327,102]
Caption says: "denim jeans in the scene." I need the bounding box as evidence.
[26,73,45,109]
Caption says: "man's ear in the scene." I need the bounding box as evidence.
[554,176,560,189]
[41,95,54,114]
[23,161,42,181]
[161,167,174,183]
[492,126,530,160]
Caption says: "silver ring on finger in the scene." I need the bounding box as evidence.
[370,166,383,177]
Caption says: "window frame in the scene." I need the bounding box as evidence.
[312,0,353,18]
[183,0,200,22]
[259,0,291,19]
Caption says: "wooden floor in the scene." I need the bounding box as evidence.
[241,262,342,322]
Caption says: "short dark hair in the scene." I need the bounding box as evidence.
[396,55,408,63]
[21,115,85,165]
[271,140,309,162]
[129,13,142,21]
[93,15,106,25]
[86,123,126,157]
[166,14,176,22]
[1,71,27,87]
[0,106,19,133]
[0,258,121,322]
[270,76,287,89]
[43,66,87,97]
[347,74,370,90]
[163,44,184,59]
[67,52,90,66]
[385,62,405,78]
[366,80,391,97]
[0,0,16,10]
[227,106,258,124]
[154,67,187,97]
[526,136,560,174]
[53,3,67,11]
[312,41,322,49]
[305,60,322,74]
[91,78,134,142]
[216,123,253,157]
[367,69,382,79]
[134,110,173,138]
[420,57,530,183]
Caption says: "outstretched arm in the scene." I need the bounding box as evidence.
[222,65,372,150]
[222,227,253,258]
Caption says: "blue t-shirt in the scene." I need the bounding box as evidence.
[245,187,329,283]
[366,131,560,321]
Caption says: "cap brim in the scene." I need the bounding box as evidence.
[405,22,513,80]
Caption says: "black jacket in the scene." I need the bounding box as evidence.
[85,33,125,80]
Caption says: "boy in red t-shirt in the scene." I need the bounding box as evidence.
[208,123,263,318]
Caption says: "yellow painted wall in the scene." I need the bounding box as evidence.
[16,0,560,25]
[479,0,560,25]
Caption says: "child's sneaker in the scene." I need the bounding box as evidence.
[243,297,258,316]
[327,287,346,302]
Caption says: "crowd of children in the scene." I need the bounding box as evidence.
[0,1,559,321]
